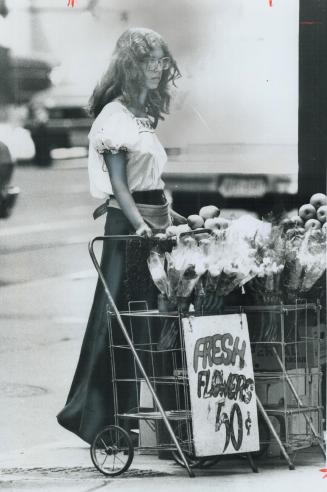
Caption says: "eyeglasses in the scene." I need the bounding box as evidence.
[143,57,171,72]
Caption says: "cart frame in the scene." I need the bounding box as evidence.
[88,235,325,477]
[89,235,195,477]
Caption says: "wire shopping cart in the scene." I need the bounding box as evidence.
[88,234,219,477]
[87,235,325,477]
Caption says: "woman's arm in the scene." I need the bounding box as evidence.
[103,151,152,237]
[169,208,187,225]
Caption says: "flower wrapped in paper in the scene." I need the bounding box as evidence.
[165,236,207,307]
[298,229,326,293]
[147,250,169,297]
[204,218,260,297]
[203,231,226,292]
[281,227,326,300]
[147,211,325,318]
[282,228,307,301]
[245,224,286,305]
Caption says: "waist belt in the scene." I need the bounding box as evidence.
[93,190,167,220]
[132,190,166,205]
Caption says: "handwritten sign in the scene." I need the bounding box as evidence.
[182,314,259,456]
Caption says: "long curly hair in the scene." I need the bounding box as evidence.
[88,28,181,127]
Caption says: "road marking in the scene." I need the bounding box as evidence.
[65,205,93,216]
[52,316,87,324]
[53,160,88,171]
[0,269,97,288]
[0,313,88,323]
[0,218,92,237]
[65,269,97,280]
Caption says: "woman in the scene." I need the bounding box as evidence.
[57,27,185,444]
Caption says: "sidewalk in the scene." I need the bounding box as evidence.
[0,439,325,492]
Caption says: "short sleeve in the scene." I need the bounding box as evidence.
[89,104,139,155]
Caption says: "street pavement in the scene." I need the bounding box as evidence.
[0,158,325,490]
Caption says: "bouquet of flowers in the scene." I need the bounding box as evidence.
[246,223,286,305]
[298,229,326,293]
[147,250,170,298]
[281,227,307,302]
[148,215,271,314]
[147,234,207,312]
[147,210,326,321]
[242,222,287,341]
[280,226,326,302]
[197,217,259,297]
[165,235,207,305]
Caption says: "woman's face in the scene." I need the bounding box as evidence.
[141,47,167,90]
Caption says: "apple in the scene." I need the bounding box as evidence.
[309,193,327,209]
[316,205,327,224]
[304,218,321,231]
[290,215,304,227]
[187,214,204,230]
[199,205,220,220]
[298,204,316,221]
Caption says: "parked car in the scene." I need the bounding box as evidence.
[0,140,19,219]
[25,84,92,166]
[163,143,299,219]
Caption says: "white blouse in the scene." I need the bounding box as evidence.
[88,100,167,199]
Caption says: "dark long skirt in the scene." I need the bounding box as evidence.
[57,208,156,444]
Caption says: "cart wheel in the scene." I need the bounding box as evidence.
[172,450,221,469]
[90,425,134,476]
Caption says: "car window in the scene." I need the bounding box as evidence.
[48,107,89,119]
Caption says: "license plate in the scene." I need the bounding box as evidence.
[70,130,88,147]
[218,176,267,198]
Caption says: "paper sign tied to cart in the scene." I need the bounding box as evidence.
[182,314,259,456]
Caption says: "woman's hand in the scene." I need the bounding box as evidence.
[170,208,188,225]
[135,222,152,238]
